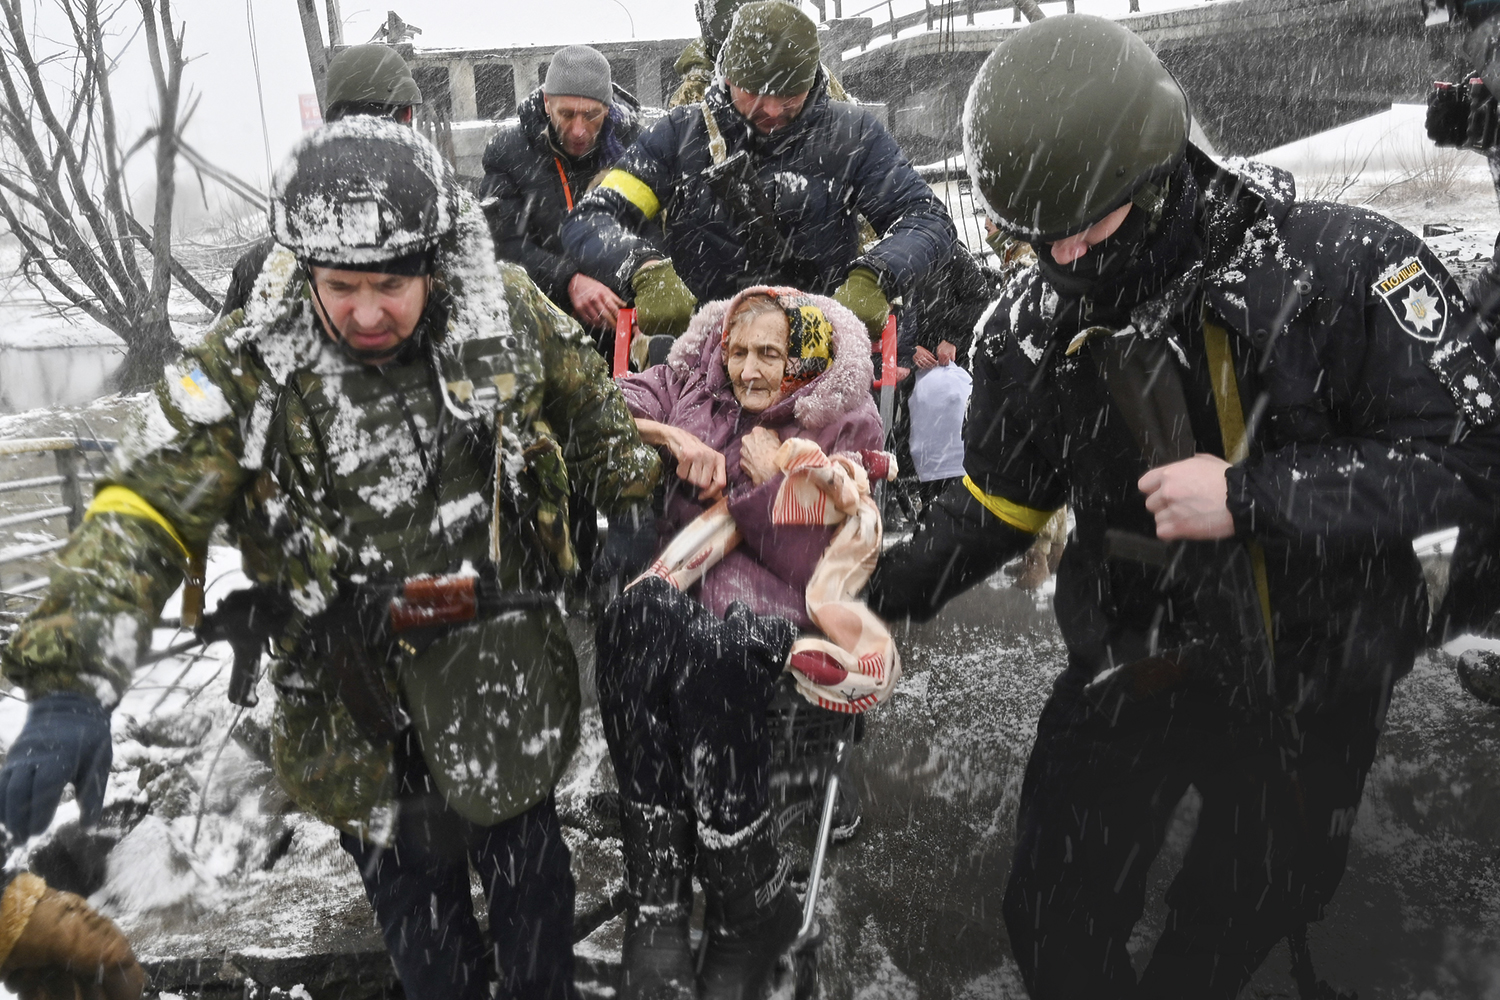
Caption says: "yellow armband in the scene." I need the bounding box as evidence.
[599,169,661,221]
[962,475,1056,534]
[85,486,192,562]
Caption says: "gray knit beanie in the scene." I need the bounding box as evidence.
[543,46,613,105]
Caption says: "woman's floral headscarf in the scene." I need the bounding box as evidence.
[721,286,836,397]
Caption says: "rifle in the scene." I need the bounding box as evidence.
[1085,331,1277,713]
[1093,530,1276,713]
[197,568,557,740]
[195,587,295,708]
[384,570,559,634]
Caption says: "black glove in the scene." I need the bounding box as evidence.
[1468,78,1500,150]
[0,693,111,844]
[1428,80,1472,147]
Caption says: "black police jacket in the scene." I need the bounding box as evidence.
[871,151,1500,708]
[478,86,643,310]
[560,74,956,303]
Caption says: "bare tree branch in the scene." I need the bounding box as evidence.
[79,0,144,290]
[0,0,135,294]
[126,216,220,314]
[0,188,121,330]
[0,3,132,317]
[0,0,203,387]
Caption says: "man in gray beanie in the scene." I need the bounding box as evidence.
[544,45,614,155]
[481,44,643,340]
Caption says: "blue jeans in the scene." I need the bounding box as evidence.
[339,735,579,1000]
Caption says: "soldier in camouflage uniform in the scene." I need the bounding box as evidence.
[0,118,660,1000]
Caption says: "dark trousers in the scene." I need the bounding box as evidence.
[339,736,579,1000]
[595,577,794,835]
[1003,659,1384,1000]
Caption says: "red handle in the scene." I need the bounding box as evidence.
[873,313,898,389]
[613,307,635,379]
[389,576,478,633]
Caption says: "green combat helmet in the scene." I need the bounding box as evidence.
[963,15,1189,243]
[325,43,423,117]
[720,0,821,96]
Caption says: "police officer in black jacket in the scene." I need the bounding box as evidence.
[870,17,1500,999]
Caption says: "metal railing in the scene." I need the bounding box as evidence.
[843,0,1019,41]
[830,0,1159,43]
[0,437,114,594]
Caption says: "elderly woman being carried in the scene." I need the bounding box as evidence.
[596,287,896,999]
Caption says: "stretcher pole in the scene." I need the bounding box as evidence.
[874,312,898,436]
[872,313,898,514]
[613,307,636,379]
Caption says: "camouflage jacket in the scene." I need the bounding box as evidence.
[2,197,661,837]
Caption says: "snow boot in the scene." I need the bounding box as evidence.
[696,811,803,1000]
[620,800,697,1000]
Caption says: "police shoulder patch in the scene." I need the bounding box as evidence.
[1372,254,1447,343]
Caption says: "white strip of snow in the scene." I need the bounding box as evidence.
[1257,104,1489,179]
[0,537,66,564]
[1413,526,1461,559]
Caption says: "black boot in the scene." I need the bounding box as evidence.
[696,810,803,1000]
[620,801,697,1000]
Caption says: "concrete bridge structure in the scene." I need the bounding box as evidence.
[387,0,1456,178]
[834,0,1449,162]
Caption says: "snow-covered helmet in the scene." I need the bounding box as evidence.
[963,15,1190,243]
[270,116,458,271]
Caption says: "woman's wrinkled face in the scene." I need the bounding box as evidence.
[725,309,790,413]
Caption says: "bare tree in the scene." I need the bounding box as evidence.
[0,0,221,390]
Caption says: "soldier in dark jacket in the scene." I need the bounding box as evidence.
[561,0,956,341]
[669,0,852,108]
[479,46,644,341]
[909,242,996,371]
[870,17,1500,999]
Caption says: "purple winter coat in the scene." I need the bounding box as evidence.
[620,291,884,628]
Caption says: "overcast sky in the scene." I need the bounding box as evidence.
[86,0,714,220]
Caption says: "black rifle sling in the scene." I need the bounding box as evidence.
[699,104,820,288]
[1092,325,1277,708]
